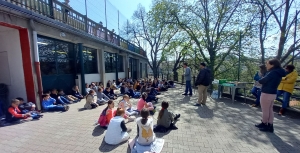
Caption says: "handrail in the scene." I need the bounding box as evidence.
[4,0,146,57]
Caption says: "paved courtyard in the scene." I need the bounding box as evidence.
[1,87,300,153]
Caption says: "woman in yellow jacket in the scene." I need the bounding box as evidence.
[276,65,298,115]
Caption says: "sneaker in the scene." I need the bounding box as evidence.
[182,93,188,96]
[65,105,70,111]
[255,121,265,128]
[193,104,201,106]
[174,114,181,120]
[251,104,258,107]
[188,93,193,96]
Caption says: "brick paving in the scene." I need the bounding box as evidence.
[1,87,300,153]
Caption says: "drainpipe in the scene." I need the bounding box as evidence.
[32,31,43,111]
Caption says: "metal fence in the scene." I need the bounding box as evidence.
[4,0,146,56]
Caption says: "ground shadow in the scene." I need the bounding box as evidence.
[267,133,299,152]
[77,108,87,112]
[98,137,128,152]
[195,105,214,119]
[92,125,105,136]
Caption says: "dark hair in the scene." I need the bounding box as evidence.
[115,108,125,116]
[16,97,24,101]
[57,89,63,93]
[259,64,267,76]
[52,88,57,92]
[200,62,206,67]
[268,59,281,69]
[158,101,169,119]
[140,108,149,125]
[86,90,94,99]
[142,92,147,101]
[286,65,295,72]
[183,62,188,66]
[42,94,49,99]
[11,99,19,104]
[98,87,103,92]
[101,100,114,115]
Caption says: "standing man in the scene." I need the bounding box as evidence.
[182,62,192,96]
[194,63,211,106]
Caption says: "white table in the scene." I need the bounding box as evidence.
[217,83,247,103]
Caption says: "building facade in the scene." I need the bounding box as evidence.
[0,0,148,110]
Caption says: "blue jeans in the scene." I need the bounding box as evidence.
[276,90,291,109]
[60,96,71,104]
[45,105,66,111]
[185,80,192,94]
[251,87,261,105]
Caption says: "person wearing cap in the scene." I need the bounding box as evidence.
[182,62,192,96]
[194,62,211,106]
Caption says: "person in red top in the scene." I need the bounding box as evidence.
[5,99,31,123]
[137,93,155,115]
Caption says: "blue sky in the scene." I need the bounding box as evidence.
[65,0,152,35]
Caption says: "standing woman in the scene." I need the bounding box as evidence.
[255,59,286,132]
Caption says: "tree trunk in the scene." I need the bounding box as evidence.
[173,71,178,81]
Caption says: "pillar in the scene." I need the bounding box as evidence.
[78,43,85,95]
[115,53,119,80]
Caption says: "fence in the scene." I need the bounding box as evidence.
[4,0,146,57]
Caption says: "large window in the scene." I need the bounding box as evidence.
[104,52,124,73]
[77,46,98,74]
[38,36,75,75]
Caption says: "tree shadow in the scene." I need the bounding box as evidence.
[266,132,300,152]
[98,137,128,152]
[92,125,105,137]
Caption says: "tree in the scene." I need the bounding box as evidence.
[156,0,254,82]
[126,4,178,78]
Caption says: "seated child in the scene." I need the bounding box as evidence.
[72,85,84,99]
[84,90,98,109]
[158,81,168,91]
[137,93,155,115]
[58,89,80,103]
[42,94,69,112]
[96,88,110,105]
[146,89,158,103]
[136,108,156,145]
[128,85,141,98]
[120,84,126,94]
[5,99,31,123]
[118,94,137,122]
[104,108,131,145]
[16,97,42,119]
[109,87,117,97]
[103,87,116,100]
[50,89,68,105]
[98,100,115,128]
[85,83,91,95]
[154,101,180,133]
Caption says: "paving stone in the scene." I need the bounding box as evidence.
[0,87,300,153]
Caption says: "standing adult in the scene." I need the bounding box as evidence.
[182,62,192,96]
[255,59,286,133]
[194,63,211,106]
[276,64,298,115]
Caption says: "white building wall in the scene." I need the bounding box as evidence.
[75,74,101,94]
[0,27,27,102]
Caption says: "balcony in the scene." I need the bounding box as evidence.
[4,0,147,57]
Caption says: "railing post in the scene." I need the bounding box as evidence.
[104,27,108,41]
[49,0,54,19]
[85,15,88,33]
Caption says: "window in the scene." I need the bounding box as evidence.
[38,36,75,75]
[104,52,124,73]
[83,47,98,74]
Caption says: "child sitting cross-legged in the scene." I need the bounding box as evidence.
[84,90,99,109]
[5,99,31,123]
[103,87,116,100]
[96,87,110,105]
[154,101,180,133]
[118,94,137,122]
[137,93,156,115]
[16,97,42,119]
[42,94,69,112]
[104,108,131,145]
[136,108,156,145]
[98,100,116,128]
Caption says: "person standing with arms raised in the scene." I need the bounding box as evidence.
[182,62,192,96]
[194,63,211,106]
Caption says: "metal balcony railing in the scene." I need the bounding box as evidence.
[4,0,147,57]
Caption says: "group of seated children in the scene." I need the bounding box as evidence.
[99,92,180,148]
[5,98,43,123]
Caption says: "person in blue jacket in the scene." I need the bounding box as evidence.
[251,65,267,107]
[42,94,69,112]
